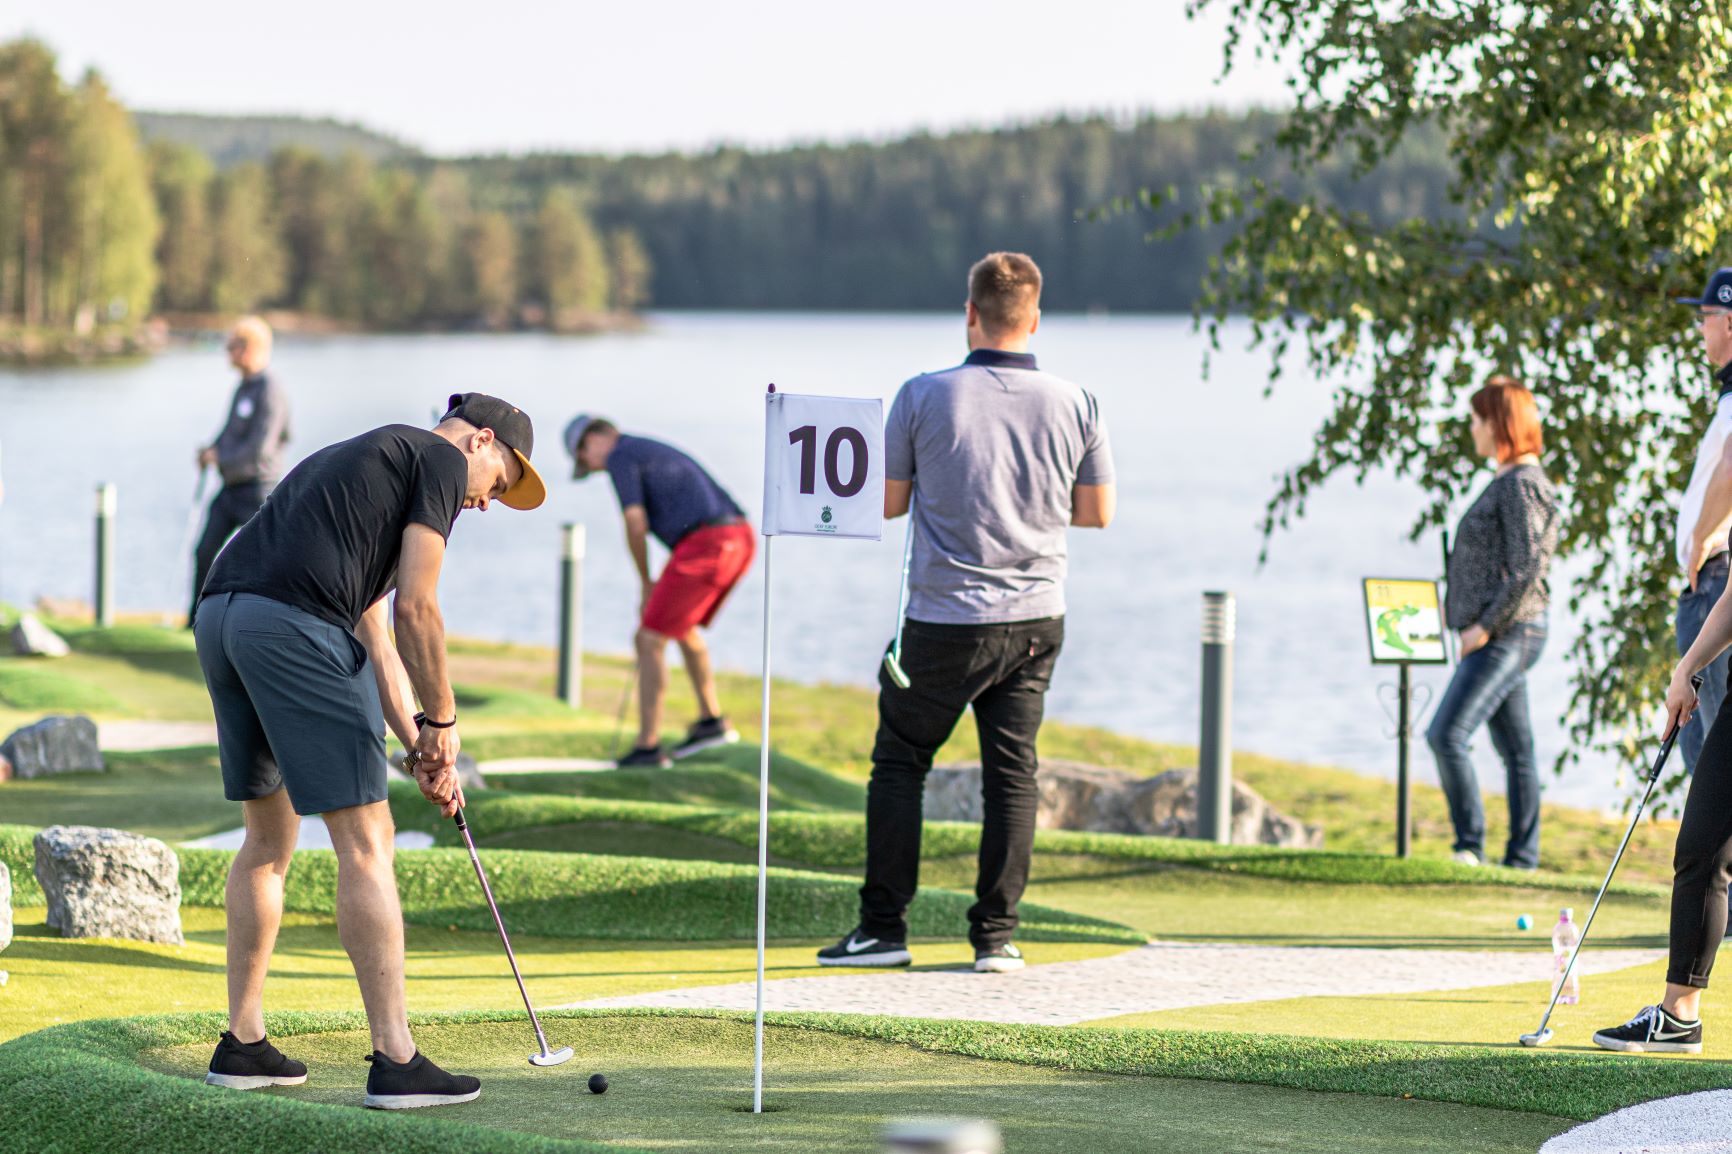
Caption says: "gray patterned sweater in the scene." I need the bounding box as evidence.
[1445,463,1560,633]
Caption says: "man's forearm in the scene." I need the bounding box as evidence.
[1691,468,1732,567]
[627,527,653,584]
[394,599,456,723]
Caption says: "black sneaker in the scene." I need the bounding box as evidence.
[616,745,672,769]
[816,927,912,967]
[974,942,1025,973]
[205,1031,308,1090]
[363,1050,481,1109]
[1592,1005,1703,1054]
[672,716,740,760]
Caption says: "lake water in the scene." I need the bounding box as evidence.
[0,313,1635,812]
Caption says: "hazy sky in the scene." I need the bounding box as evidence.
[4,0,1293,156]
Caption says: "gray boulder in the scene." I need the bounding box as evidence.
[924,759,1323,849]
[392,750,486,794]
[0,862,11,954]
[33,825,183,945]
[10,613,70,658]
[1,716,104,779]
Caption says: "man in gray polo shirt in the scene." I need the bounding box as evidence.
[818,251,1116,973]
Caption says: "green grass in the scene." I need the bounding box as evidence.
[0,662,122,711]
[0,823,1140,946]
[2,1011,1573,1153]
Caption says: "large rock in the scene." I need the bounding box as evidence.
[11,613,70,658]
[1,716,104,779]
[33,826,183,945]
[0,862,11,954]
[392,750,486,794]
[924,760,1323,849]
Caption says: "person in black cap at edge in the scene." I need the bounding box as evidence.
[1591,270,1732,1057]
[192,393,545,1109]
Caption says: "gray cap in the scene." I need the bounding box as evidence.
[563,414,597,479]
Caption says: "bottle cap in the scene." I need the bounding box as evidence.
[1561,908,1574,921]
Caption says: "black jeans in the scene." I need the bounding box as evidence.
[860,615,1064,950]
[188,481,270,626]
[1669,703,1732,987]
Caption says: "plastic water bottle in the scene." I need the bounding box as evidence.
[1551,908,1581,1005]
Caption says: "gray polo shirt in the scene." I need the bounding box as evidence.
[887,348,1114,625]
[215,371,291,488]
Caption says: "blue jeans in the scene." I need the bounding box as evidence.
[1677,553,1732,775]
[1426,621,1548,868]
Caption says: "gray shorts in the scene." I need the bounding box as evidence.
[194,592,389,816]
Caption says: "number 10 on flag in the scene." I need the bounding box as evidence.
[750,385,885,1116]
[762,387,885,540]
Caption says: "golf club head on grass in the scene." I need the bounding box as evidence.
[530,1046,575,1067]
[883,651,911,689]
[1517,1028,1553,1048]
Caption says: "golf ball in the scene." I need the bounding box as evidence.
[588,1073,608,1094]
[1517,915,1533,931]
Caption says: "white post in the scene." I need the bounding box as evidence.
[753,534,774,1114]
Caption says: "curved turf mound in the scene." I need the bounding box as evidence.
[0,824,1141,944]
[0,1010,1634,1153]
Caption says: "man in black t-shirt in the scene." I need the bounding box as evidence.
[194,392,546,1109]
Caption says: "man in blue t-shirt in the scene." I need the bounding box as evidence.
[817,252,1116,974]
[565,418,756,767]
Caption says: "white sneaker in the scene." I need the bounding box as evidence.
[974,943,1025,973]
[1451,850,1483,866]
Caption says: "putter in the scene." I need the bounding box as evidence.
[882,518,915,689]
[173,467,211,621]
[1517,674,1701,1049]
[410,752,573,1067]
[610,658,638,762]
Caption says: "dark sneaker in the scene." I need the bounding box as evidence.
[363,1050,481,1109]
[616,745,672,769]
[816,927,912,967]
[1592,1005,1703,1054]
[672,716,740,760]
[974,942,1025,973]
[205,1031,308,1089]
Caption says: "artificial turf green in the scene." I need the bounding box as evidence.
[4,1011,1572,1153]
[0,823,1140,945]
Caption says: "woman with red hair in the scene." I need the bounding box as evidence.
[1426,377,1560,868]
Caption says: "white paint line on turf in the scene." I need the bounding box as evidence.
[558,941,1665,1026]
[1540,1090,1732,1153]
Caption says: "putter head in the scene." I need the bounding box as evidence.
[1517,1028,1553,1048]
[884,652,911,689]
[530,1046,575,1067]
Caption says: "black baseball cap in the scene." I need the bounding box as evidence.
[1676,268,1732,308]
[441,392,547,510]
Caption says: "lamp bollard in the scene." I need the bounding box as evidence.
[1197,590,1236,843]
[95,483,117,628]
[556,523,585,708]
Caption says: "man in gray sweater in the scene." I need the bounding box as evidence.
[188,316,291,627]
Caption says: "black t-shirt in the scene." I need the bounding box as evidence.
[204,425,468,629]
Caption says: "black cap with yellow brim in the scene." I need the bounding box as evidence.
[441,392,547,510]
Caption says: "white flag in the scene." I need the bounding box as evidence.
[761,390,884,540]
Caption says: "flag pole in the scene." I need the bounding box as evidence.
[754,385,777,1114]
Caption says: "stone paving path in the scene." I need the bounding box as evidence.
[1540,1089,1732,1153]
[562,941,1665,1026]
[98,720,218,751]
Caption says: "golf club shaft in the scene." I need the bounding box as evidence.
[454,809,553,1056]
[1529,716,1684,1040]
[890,518,913,659]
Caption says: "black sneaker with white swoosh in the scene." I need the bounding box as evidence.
[1592,1004,1703,1054]
[816,927,912,967]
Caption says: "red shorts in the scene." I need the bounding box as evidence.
[642,522,757,637]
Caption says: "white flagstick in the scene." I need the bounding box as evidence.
[754,532,773,1113]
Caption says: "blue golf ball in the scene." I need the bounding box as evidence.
[1517,914,1533,931]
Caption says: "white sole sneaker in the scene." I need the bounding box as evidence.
[672,731,741,760]
[974,956,1026,973]
[205,1071,308,1089]
[363,1088,482,1109]
[1591,1033,1703,1054]
[817,948,913,967]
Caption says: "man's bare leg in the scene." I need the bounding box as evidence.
[226,788,299,1041]
[635,626,669,748]
[323,800,415,1062]
[1664,982,1703,1021]
[675,628,722,721]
